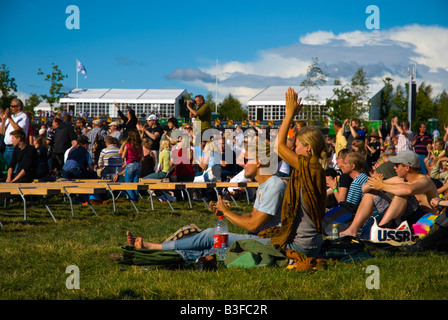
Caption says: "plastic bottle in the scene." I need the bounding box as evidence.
[213,215,229,263]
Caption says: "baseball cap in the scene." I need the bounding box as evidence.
[388,150,420,168]
[147,114,158,121]
[109,121,119,126]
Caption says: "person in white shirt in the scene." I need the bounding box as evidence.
[0,99,30,166]
[390,117,413,153]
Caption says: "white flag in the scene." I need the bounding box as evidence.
[77,59,87,78]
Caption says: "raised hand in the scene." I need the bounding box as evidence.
[285,87,302,116]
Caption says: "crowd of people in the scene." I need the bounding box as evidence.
[1,92,448,258]
[125,90,448,259]
[0,95,250,203]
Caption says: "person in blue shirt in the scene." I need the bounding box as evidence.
[62,135,97,179]
[345,118,366,147]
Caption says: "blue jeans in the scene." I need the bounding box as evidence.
[125,162,141,201]
[161,228,322,261]
[162,228,270,261]
[142,171,167,180]
[3,145,14,167]
[418,154,427,174]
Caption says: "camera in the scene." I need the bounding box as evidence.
[179,97,195,106]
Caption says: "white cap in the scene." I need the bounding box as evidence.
[147,114,158,121]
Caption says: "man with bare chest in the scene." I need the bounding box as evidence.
[341,150,438,237]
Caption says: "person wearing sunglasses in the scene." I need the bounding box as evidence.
[0,99,30,166]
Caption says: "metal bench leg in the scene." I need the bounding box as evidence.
[215,187,238,207]
[43,196,57,222]
[130,200,139,213]
[244,187,250,205]
[184,189,193,209]
[147,190,155,211]
[62,187,75,218]
[87,201,98,216]
[166,200,175,212]
[105,185,117,215]
[17,188,27,224]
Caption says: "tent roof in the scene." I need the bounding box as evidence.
[60,88,187,103]
[247,85,384,105]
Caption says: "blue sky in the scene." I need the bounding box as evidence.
[1,0,448,105]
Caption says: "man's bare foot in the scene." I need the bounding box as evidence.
[135,237,144,249]
[340,228,357,238]
[126,231,137,246]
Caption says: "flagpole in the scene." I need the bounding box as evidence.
[216,58,218,113]
[76,58,78,89]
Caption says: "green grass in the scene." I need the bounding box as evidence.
[1,194,448,301]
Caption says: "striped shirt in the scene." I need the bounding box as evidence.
[346,172,369,207]
[98,145,122,169]
[413,133,432,155]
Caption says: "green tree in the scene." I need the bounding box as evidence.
[388,83,408,122]
[37,63,68,111]
[218,94,247,120]
[300,57,328,102]
[435,90,448,136]
[380,77,394,120]
[349,67,370,119]
[326,68,370,121]
[0,64,18,109]
[205,92,216,114]
[300,57,328,119]
[415,82,436,129]
[326,85,352,121]
[24,93,42,113]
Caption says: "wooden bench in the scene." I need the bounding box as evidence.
[28,181,148,214]
[0,183,109,221]
[0,184,61,224]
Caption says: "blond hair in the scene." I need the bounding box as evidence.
[296,127,327,160]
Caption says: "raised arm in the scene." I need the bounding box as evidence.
[278,88,302,170]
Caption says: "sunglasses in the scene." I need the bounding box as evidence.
[244,158,255,165]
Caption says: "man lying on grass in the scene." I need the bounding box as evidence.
[126,144,287,262]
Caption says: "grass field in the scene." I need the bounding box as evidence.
[1,193,448,304]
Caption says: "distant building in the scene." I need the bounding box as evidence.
[59,88,188,118]
[247,85,385,123]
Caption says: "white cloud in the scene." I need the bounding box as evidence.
[299,31,336,45]
[167,24,448,105]
[388,25,448,72]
